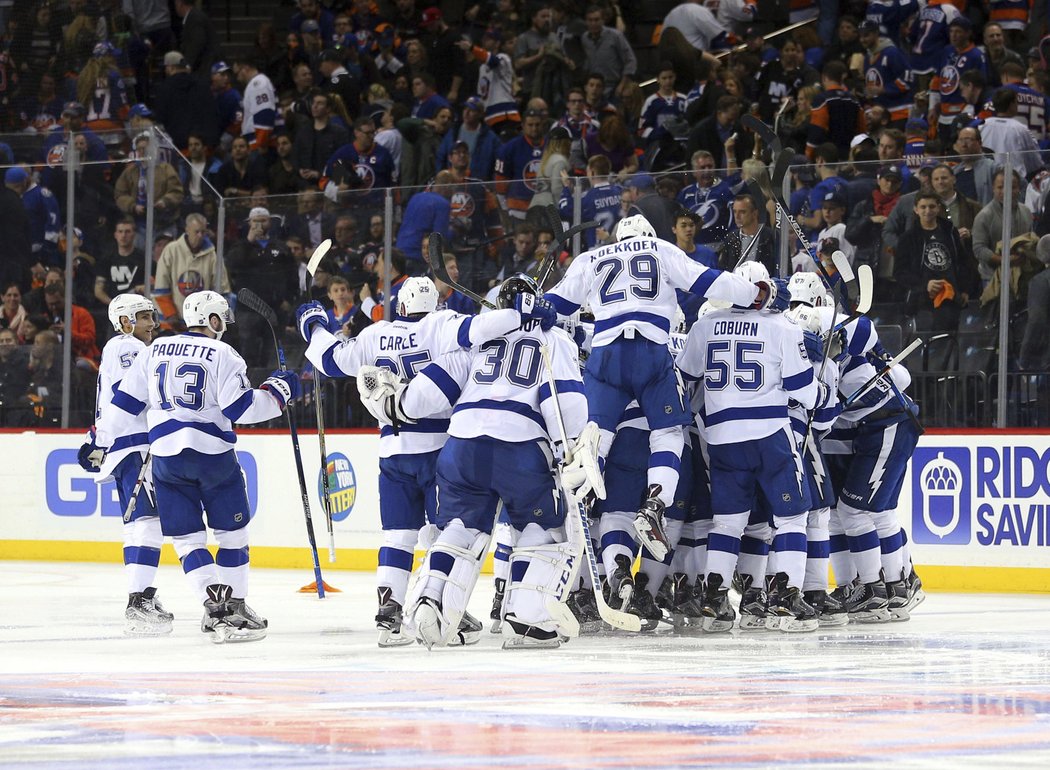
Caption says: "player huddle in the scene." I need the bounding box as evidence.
[79,211,924,648]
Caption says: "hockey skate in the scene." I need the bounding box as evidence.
[626,572,662,632]
[448,612,483,646]
[669,573,704,633]
[501,613,567,650]
[737,575,770,631]
[376,588,413,648]
[699,574,736,633]
[566,588,603,634]
[603,553,634,611]
[886,579,911,622]
[489,578,506,633]
[633,485,670,561]
[804,589,849,627]
[768,574,818,633]
[202,584,267,643]
[905,565,926,611]
[124,587,174,636]
[845,580,891,623]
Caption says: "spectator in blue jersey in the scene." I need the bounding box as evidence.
[6,167,61,268]
[322,115,398,211]
[290,0,335,47]
[904,0,959,92]
[859,19,912,127]
[395,170,454,274]
[435,97,501,180]
[638,62,687,146]
[210,62,243,152]
[558,154,623,248]
[799,143,847,237]
[410,72,451,121]
[929,17,989,139]
[806,61,866,161]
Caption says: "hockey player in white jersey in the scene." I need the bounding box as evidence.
[112,290,300,643]
[678,282,832,633]
[78,294,174,635]
[545,213,789,563]
[295,276,553,646]
[358,275,601,649]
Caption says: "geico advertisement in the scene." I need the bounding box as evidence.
[0,433,382,549]
[905,435,1050,569]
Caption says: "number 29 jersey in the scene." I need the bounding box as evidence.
[545,236,759,348]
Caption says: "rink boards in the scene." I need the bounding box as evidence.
[0,429,1048,592]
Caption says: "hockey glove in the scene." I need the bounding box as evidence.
[77,428,106,473]
[262,369,301,409]
[802,330,824,363]
[829,327,849,363]
[559,422,607,502]
[534,298,557,331]
[356,365,416,425]
[851,377,891,410]
[296,301,329,343]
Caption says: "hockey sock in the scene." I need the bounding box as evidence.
[870,508,905,581]
[640,518,683,593]
[769,513,807,589]
[738,521,771,586]
[214,527,250,599]
[681,518,712,580]
[172,531,218,603]
[828,507,857,585]
[837,502,882,584]
[705,510,749,585]
[378,528,419,605]
[492,520,517,587]
[123,516,163,594]
[598,511,638,577]
[804,507,831,592]
[900,527,912,569]
[648,427,684,508]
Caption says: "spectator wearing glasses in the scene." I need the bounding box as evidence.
[322,116,398,210]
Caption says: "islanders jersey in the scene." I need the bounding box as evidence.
[242,72,276,145]
[113,333,283,457]
[988,0,1032,31]
[908,1,962,75]
[472,48,518,125]
[322,140,397,205]
[402,326,586,445]
[930,45,988,125]
[304,308,524,456]
[864,42,912,122]
[94,334,149,478]
[678,308,821,445]
[494,134,544,218]
[545,236,759,348]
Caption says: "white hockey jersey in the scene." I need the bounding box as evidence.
[836,314,912,423]
[94,334,149,479]
[113,332,282,457]
[305,308,524,457]
[242,73,276,140]
[401,326,586,445]
[546,236,759,348]
[678,308,822,445]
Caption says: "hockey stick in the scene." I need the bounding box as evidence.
[844,337,923,406]
[533,205,599,291]
[428,232,497,310]
[539,344,643,633]
[237,288,327,599]
[305,247,336,562]
[122,451,152,523]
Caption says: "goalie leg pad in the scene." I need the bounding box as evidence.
[503,523,578,636]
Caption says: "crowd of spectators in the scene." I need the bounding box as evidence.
[1,0,1050,428]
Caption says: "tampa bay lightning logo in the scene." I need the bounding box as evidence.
[694,198,728,233]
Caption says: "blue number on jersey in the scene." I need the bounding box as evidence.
[155,361,208,410]
[705,340,765,392]
[472,338,542,387]
[596,254,661,304]
[374,350,433,379]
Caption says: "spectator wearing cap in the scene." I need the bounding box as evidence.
[981,22,1025,87]
[859,18,912,125]
[456,28,521,138]
[394,170,454,274]
[581,4,636,100]
[805,60,865,161]
[638,61,687,146]
[895,190,978,331]
[798,143,847,237]
[624,173,678,241]
[436,96,501,179]
[952,125,995,204]
[226,207,297,366]
[419,6,465,102]
[293,90,351,185]
[210,62,244,151]
[754,35,820,124]
[686,94,752,171]
[928,16,988,138]
[981,88,1043,179]
[719,193,777,276]
[528,125,572,210]
[973,166,1034,286]
[554,86,600,174]
[153,213,228,328]
[846,164,904,284]
[495,108,547,222]
[114,132,185,236]
[318,48,364,120]
[7,166,61,268]
[0,168,33,289]
[805,188,853,273]
[72,41,130,140]
[290,0,335,50]
[153,51,220,151]
[174,0,217,81]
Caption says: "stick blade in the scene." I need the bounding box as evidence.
[236,288,278,326]
[855,264,874,314]
[306,239,333,276]
[598,602,643,632]
[831,250,856,284]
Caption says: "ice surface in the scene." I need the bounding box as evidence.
[2,561,1050,769]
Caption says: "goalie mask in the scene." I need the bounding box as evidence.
[497,273,540,310]
[183,290,233,340]
[397,276,439,317]
[108,293,155,333]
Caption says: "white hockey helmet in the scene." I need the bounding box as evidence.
[616,214,656,241]
[672,305,688,334]
[697,299,731,319]
[734,260,770,284]
[108,293,154,333]
[183,290,233,340]
[787,271,826,308]
[397,276,438,317]
[785,304,823,334]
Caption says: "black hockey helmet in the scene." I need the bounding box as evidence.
[497,273,540,309]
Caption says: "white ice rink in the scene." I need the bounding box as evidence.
[2,560,1050,769]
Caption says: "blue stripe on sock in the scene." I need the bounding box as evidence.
[180,548,214,574]
[494,543,513,562]
[773,532,807,553]
[378,547,414,571]
[707,532,741,556]
[648,450,682,472]
[807,540,830,559]
[600,529,638,550]
[829,534,849,553]
[740,536,770,556]
[216,547,249,568]
[880,532,903,554]
[847,530,880,554]
[123,546,160,568]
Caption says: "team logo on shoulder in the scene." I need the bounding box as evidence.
[318,452,357,521]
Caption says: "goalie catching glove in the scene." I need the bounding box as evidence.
[558,421,606,503]
[261,370,301,409]
[356,365,416,425]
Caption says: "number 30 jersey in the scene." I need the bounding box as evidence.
[304,308,525,457]
[545,236,759,348]
[113,332,283,457]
